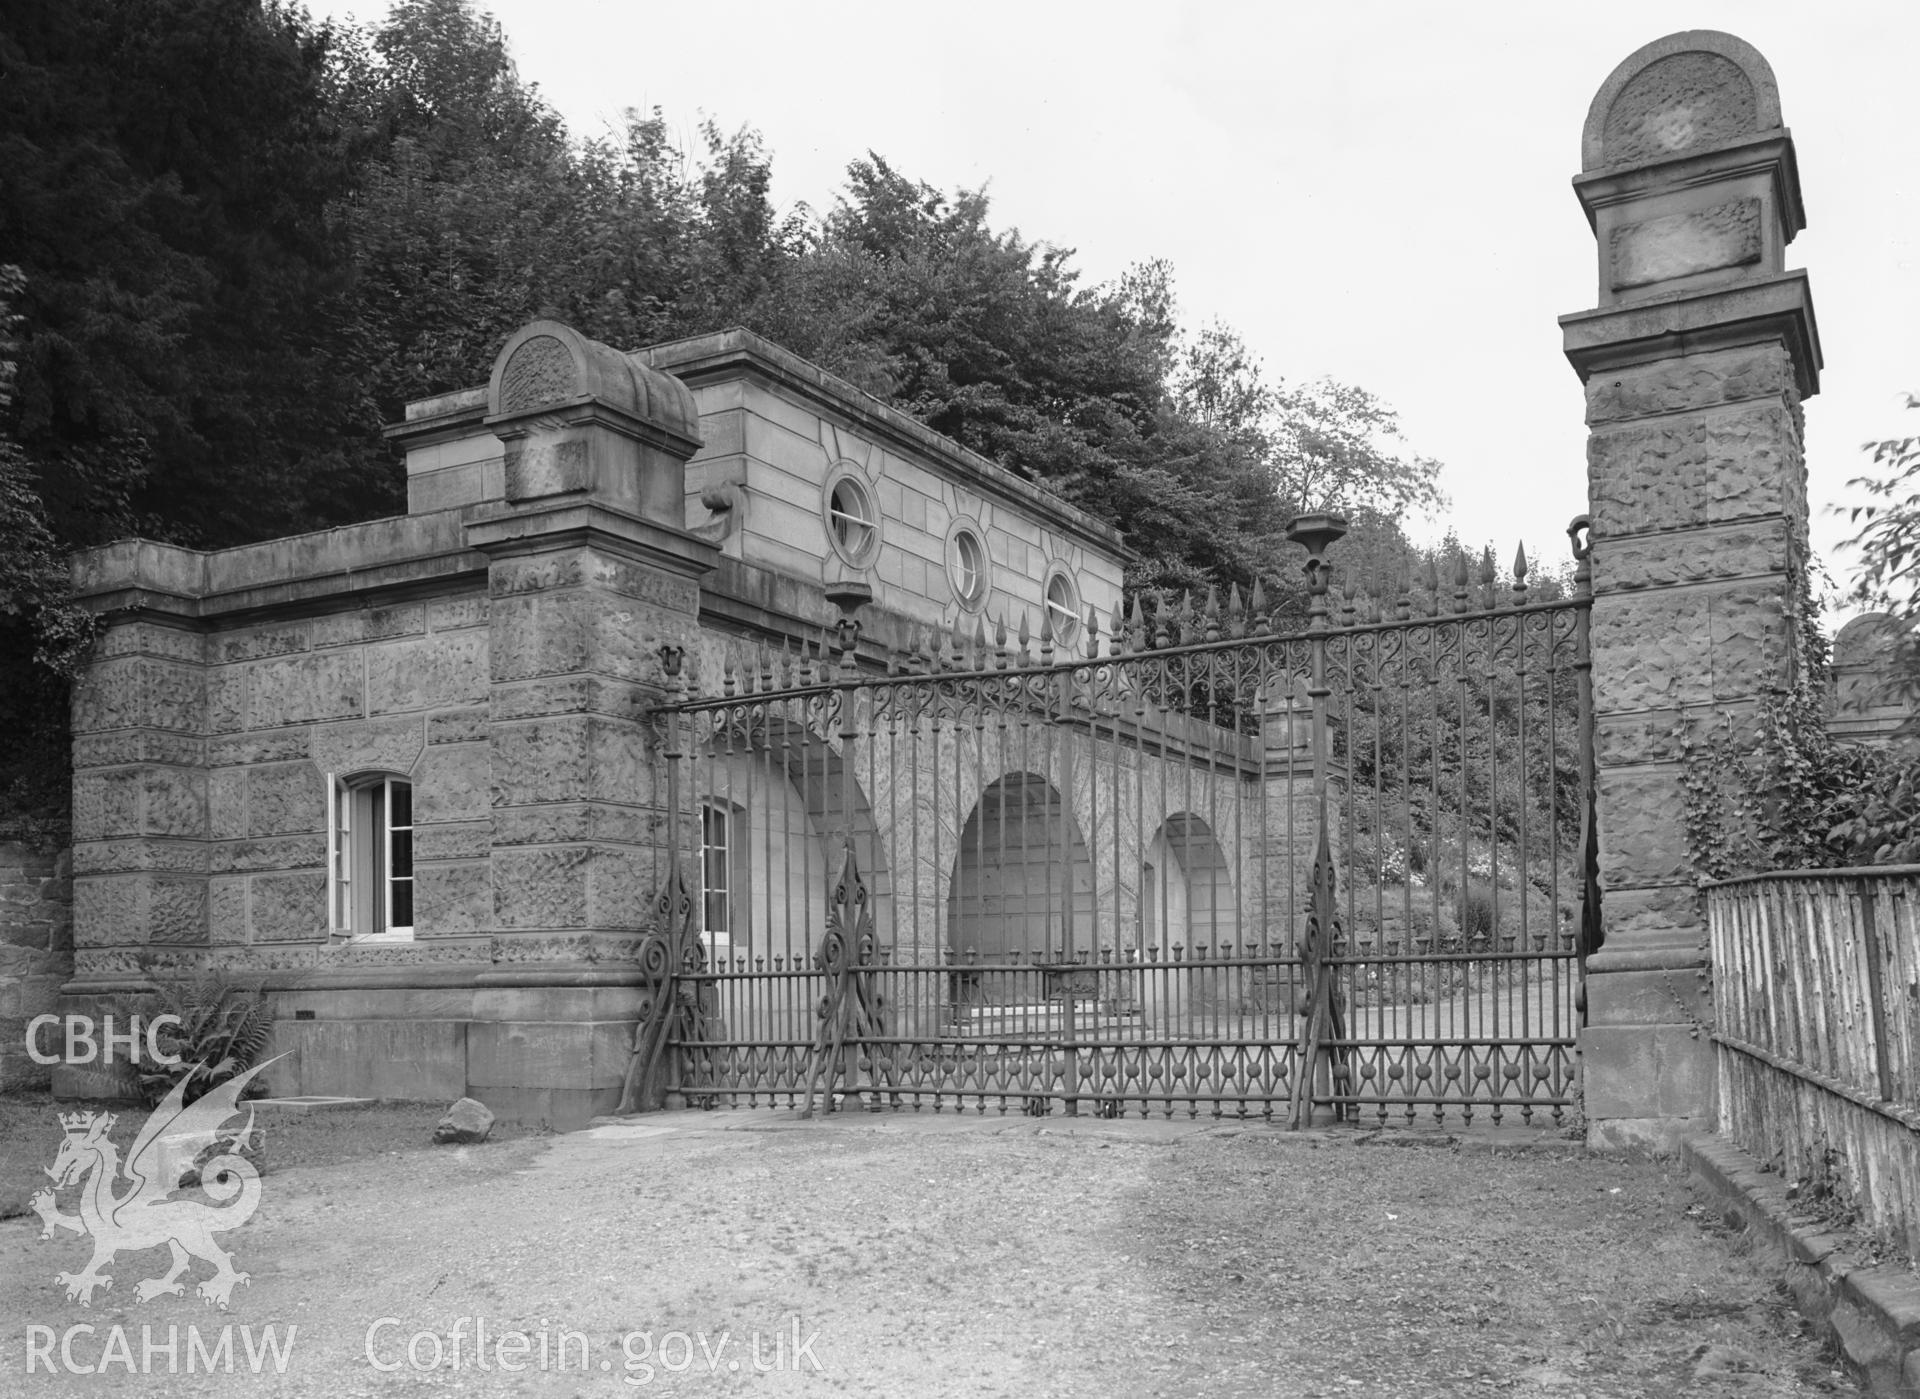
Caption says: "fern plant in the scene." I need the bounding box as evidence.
[121,969,277,1107]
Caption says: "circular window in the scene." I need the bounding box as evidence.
[946,525,989,611]
[823,471,879,567]
[1045,568,1081,646]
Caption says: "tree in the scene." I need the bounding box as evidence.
[1,0,372,548]
[0,265,96,841]
[1844,395,1920,642]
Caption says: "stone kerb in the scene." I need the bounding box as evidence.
[1563,31,1819,1150]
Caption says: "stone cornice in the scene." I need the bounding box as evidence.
[1572,130,1805,241]
[1559,269,1822,398]
[463,498,718,581]
[70,511,491,623]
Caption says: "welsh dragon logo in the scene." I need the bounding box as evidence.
[31,1057,279,1309]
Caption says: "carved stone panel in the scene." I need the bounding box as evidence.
[498,334,577,413]
[1609,199,1762,291]
[1600,52,1757,167]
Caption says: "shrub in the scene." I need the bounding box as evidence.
[120,970,276,1107]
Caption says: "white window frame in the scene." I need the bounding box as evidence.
[946,524,989,611]
[1045,567,1082,646]
[823,470,880,567]
[327,772,415,942]
[698,799,743,965]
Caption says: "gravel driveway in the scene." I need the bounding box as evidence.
[2,1110,1858,1397]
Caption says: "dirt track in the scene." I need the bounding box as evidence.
[1,1110,1858,1397]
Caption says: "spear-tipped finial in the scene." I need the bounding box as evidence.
[1512,542,1530,604]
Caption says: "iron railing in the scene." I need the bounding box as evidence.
[626,517,1597,1127]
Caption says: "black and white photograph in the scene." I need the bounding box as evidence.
[2,2,1917,1393]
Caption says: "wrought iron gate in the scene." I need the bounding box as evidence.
[622,517,1598,1128]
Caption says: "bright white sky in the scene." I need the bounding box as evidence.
[314,0,1919,605]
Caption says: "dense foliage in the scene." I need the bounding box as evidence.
[0,0,1454,838]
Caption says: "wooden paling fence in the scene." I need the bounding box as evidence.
[1707,868,1920,1250]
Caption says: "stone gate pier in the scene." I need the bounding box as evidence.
[1562,31,1820,1148]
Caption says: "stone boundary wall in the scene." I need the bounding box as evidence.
[0,841,73,1091]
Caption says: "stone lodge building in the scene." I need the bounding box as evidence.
[57,321,1145,1123]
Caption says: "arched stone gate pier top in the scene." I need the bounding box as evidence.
[1580,30,1783,173]
[1563,31,1818,1151]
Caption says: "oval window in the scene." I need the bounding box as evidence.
[948,527,988,610]
[824,473,879,566]
[1045,568,1081,646]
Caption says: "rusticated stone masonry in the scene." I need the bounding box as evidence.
[0,842,73,1091]
[1563,30,1820,1149]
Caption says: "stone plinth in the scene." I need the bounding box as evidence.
[1562,31,1820,1150]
